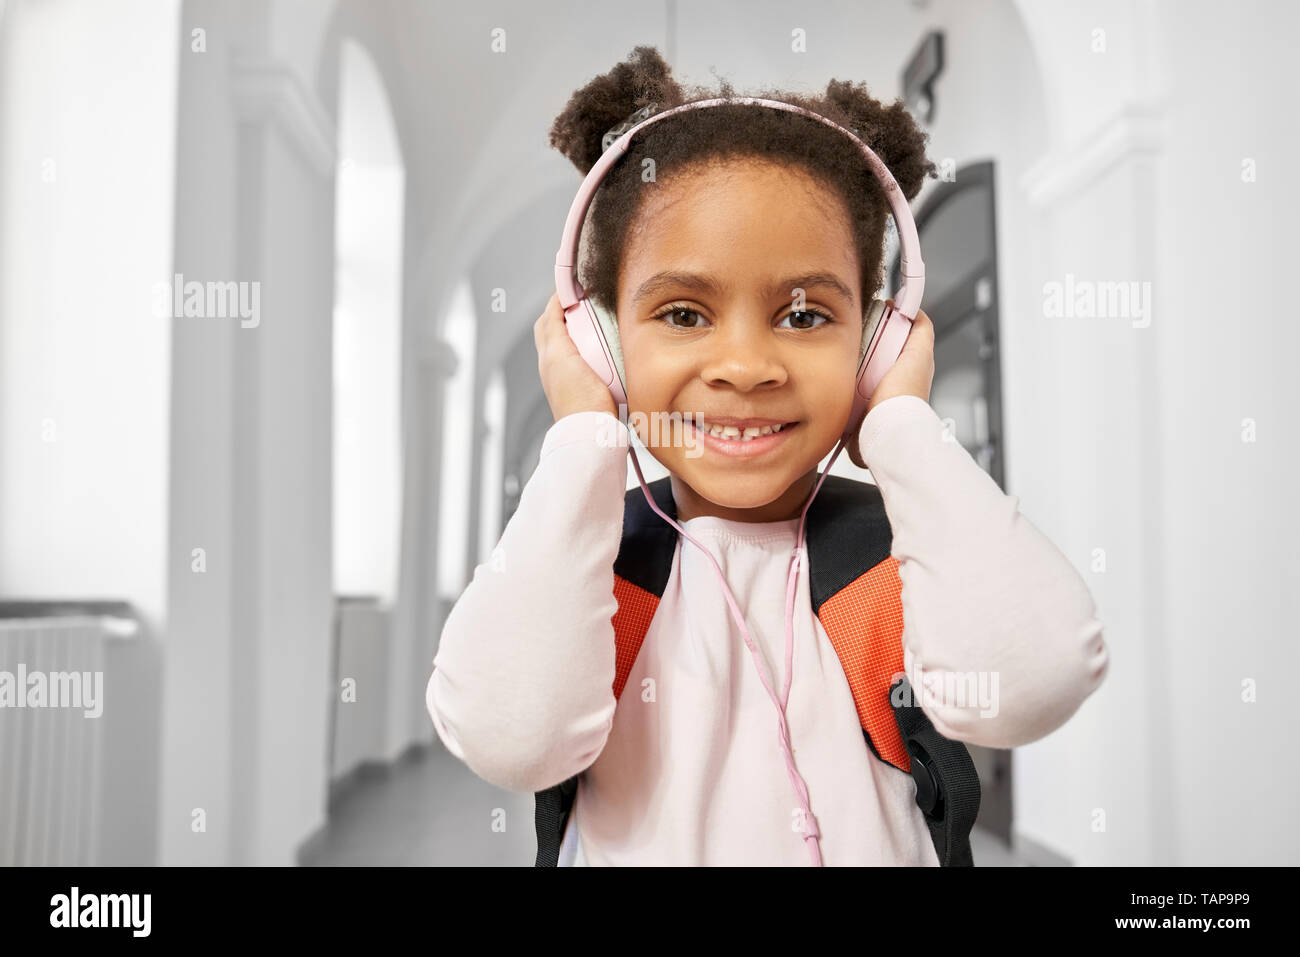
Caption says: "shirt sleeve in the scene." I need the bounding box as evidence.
[425,410,627,793]
[858,394,1109,749]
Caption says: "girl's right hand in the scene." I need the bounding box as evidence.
[534,291,618,423]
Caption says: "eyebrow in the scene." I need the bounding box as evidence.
[630,270,855,306]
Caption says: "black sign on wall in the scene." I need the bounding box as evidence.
[903,31,944,125]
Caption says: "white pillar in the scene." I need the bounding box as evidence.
[160,14,338,865]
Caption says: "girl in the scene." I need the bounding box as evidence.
[426,46,1108,866]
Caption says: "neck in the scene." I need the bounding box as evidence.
[670,469,819,524]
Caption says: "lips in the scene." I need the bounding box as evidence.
[683,419,801,455]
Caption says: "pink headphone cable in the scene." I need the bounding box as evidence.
[626,431,850,866]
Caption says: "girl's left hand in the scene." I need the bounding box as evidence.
[843,301,935,469]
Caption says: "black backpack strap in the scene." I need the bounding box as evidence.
[534,774,579,866]
[804,475,895,606]
[534,475,678,866]
[889,674,981,866]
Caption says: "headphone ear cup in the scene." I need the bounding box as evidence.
[563,297,629,412]
[846,298,888,435]
[860,298,888,365]
[846,298,912,437]
[588,297,626,394]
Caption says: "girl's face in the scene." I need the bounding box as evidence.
[616,159,863,523]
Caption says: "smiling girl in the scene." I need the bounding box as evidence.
[426,46,1109,866]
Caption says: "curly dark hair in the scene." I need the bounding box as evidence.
[548,45,937,323]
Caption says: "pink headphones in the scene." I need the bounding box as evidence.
[553,96,927,866]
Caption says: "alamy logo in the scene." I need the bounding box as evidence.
[152,272,261,328]
[0,664,103,718]
[50,887,151,937]
[890,657,1000,719]
[595,405,705,458]
[1042,273,1152,328]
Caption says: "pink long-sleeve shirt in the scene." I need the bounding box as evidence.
[425,394,1109,866]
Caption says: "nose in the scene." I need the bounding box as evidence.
[698,315,789,391]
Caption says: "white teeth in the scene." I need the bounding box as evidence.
[695,420,787,442]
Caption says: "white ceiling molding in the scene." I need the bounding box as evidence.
[1020,99,1167,209]
[231,53,337,179]
[1019,97,1175,208]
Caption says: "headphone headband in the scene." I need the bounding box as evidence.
[554,96,925,318]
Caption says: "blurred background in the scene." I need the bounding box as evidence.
[0,0,1295,867]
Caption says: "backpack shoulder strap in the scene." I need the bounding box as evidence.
[804,475,907,768]
[889,675,981,867]
[805,475,981,866]
[535,476,677,866]
[609,475,679,698]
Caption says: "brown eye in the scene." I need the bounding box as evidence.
[779,309,833,330]
[654,307,710,329]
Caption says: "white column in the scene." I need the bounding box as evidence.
[161,14,338,865]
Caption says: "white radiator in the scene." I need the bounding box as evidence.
[0,615,132,866]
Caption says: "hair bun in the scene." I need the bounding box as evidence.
[548,45,683,175]
[823,78,935,201]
